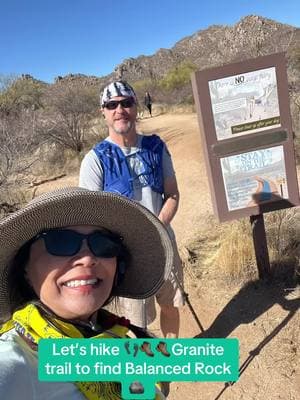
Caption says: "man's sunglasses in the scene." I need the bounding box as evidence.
[33,229,123,258]
[104,97,135,110]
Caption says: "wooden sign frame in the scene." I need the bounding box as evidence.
[191,53,299,222]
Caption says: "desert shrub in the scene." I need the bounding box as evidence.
[265,209,300,282]
[31,142,71,179]
[164,103,195,114]
[83,115,107,149]
[0,186,32,218]
[159,61,198,91]
[288,46,300,72]
[132,79,156,97]
[0,76,44,187]
[38,83,99,153]
[212,219,257,282]
[150,103,195,117]
[0,75,45,114]
[0,107,41,188]
[187,208,300,285]
[130,70,197,105]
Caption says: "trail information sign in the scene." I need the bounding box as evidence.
[191,53,299,222]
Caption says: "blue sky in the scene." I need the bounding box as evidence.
[1,0,299,83]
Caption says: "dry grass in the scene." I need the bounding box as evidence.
[212,220,258,282]
[0,185,32,217]
[84,116,107,150]
[152,103,195,116]
[186,208,300,287]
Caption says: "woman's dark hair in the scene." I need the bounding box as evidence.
[7,240,38,314]
[102,246,129,307]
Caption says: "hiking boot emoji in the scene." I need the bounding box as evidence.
[156,341,170,357]
[124,341,131,355]
[140,341,154,357]
[133,343,139,357]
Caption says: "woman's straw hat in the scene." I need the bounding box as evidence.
[0,187,173,321]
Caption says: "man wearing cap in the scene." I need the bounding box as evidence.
[79,80,184,338]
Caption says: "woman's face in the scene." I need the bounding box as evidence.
[26,225,117,322]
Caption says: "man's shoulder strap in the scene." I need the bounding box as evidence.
[94,139,118,153]
[141,134,164,151]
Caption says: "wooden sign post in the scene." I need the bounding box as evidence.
[191,53,299,278]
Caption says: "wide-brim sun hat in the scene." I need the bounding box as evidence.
[0,187,174,321]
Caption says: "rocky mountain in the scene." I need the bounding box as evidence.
[115,15,299,82]
[45,14,300,109]
[17,15,300,101]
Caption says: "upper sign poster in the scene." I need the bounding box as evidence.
[209,67,280,140]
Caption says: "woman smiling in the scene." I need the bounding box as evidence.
[0,187,173,399]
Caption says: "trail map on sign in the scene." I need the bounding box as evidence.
[209,67,280,140]
[221,146,288,211]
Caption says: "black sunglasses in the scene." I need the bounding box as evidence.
[104,97,135,110]
[33,229,123,258]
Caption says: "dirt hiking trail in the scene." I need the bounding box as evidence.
[36,112,299,400]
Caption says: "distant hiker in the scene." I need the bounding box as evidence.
[144,91,153,116]
[79,80,184,338]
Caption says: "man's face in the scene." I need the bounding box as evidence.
[102,96,137,136]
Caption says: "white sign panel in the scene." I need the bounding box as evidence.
[221,146,288,211]
[209,67,280,140]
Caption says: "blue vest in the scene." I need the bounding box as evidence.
[93,135,164,199]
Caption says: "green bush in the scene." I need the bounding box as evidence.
[0,76,45,113]
[132,79,154,94]
[159,61,198,91]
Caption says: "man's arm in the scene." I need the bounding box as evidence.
[79,151,104,190]
[158,175,180,226]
